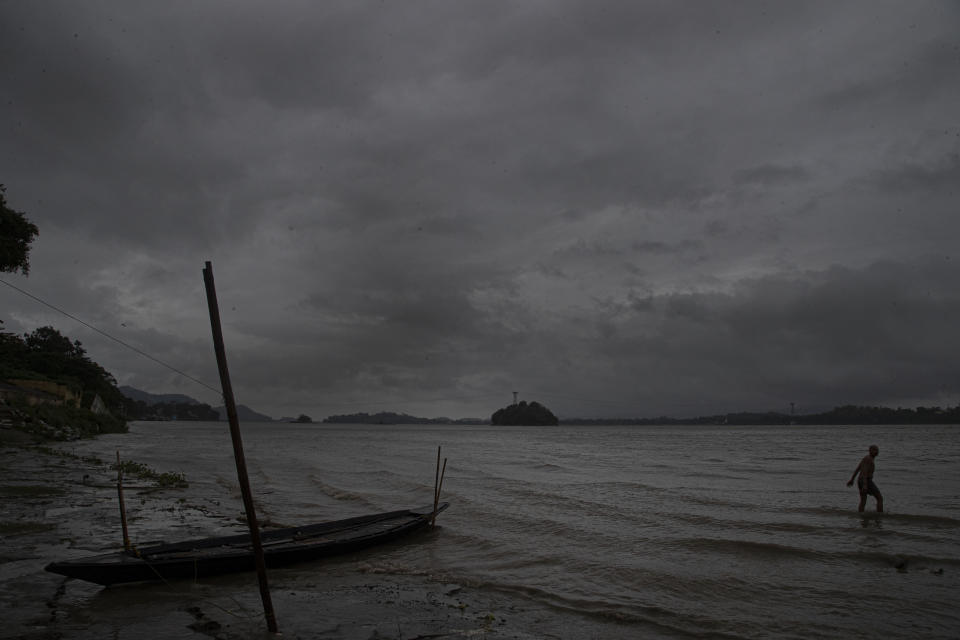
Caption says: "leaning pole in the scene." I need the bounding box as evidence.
[202,261,278,633]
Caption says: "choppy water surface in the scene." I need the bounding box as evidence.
[70,422,959,638]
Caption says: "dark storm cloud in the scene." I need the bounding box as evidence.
[733,164,810,187]
[817,35,960,113]
[572,259,960,416]
[869,152,960,195]
[1,1,958,418]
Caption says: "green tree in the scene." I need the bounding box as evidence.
[0,322,30,378]
[20,326,124,412]
[0,185,39,275]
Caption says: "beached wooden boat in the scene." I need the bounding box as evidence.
[45,502,448,586]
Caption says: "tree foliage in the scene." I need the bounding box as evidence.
[1,326,124,413]
[0,185,39,275]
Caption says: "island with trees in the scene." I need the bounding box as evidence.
[491,400,559,426]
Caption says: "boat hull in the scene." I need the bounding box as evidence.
[45,503,448,586]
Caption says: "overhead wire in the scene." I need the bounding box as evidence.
[0,276,223,398]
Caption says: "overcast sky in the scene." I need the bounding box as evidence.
[2,1,958,420]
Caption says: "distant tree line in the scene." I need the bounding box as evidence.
[121,398,220,421]
[562,405,960,426]
[323,411,483,425]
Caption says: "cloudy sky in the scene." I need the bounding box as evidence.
[2,1,958,420]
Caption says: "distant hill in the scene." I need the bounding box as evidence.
[216,404,274,423]
[120,386,274,422]
[119,386,201,406]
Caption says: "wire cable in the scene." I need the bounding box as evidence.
[0,276,222,398]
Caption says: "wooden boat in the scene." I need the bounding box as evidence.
[45,502,448,586]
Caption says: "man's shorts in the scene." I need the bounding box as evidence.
[858,477,881,497]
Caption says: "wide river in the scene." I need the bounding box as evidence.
[52,421,960,638]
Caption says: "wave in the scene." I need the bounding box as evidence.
[674,492,761,511]
[440,575,758,639]
[351,556,744,639]
[797,506,960,528]
[305,474,378,507]
[663,510,950,543]
[682,471,751,481]
[842,549,960,570]
[442,504,658,563]
[668,512,827,535]
[491,482,649,524]
[669,536,960,569]
[531,462,569,472]
[856,512,960,527]
[670,537,822,560]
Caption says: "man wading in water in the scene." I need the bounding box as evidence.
[847,444,883,512]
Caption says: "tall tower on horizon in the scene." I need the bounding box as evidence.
[513,391,518,405]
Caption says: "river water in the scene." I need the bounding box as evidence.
[50,421,960,638]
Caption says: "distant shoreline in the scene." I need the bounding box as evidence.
[120,386,960,427]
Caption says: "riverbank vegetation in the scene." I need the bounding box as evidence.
[115,458,188,488]
[1,326,128,439]
[31,446,187,488]
[1,188,129,441]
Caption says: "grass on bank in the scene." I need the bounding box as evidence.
[115,459,188,488]
[31,446,189,489]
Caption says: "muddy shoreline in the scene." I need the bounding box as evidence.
[0,441,573,640]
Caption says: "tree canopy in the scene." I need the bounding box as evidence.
[1,325,124,413]
[0,185,39,275]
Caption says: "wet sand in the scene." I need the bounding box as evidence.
[0,442,577,640]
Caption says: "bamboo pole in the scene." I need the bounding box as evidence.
[432,446,441,526]
[116,450,131,552]
[202,261,278,634]
[432,448,447,528]
[434,458,447,527]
